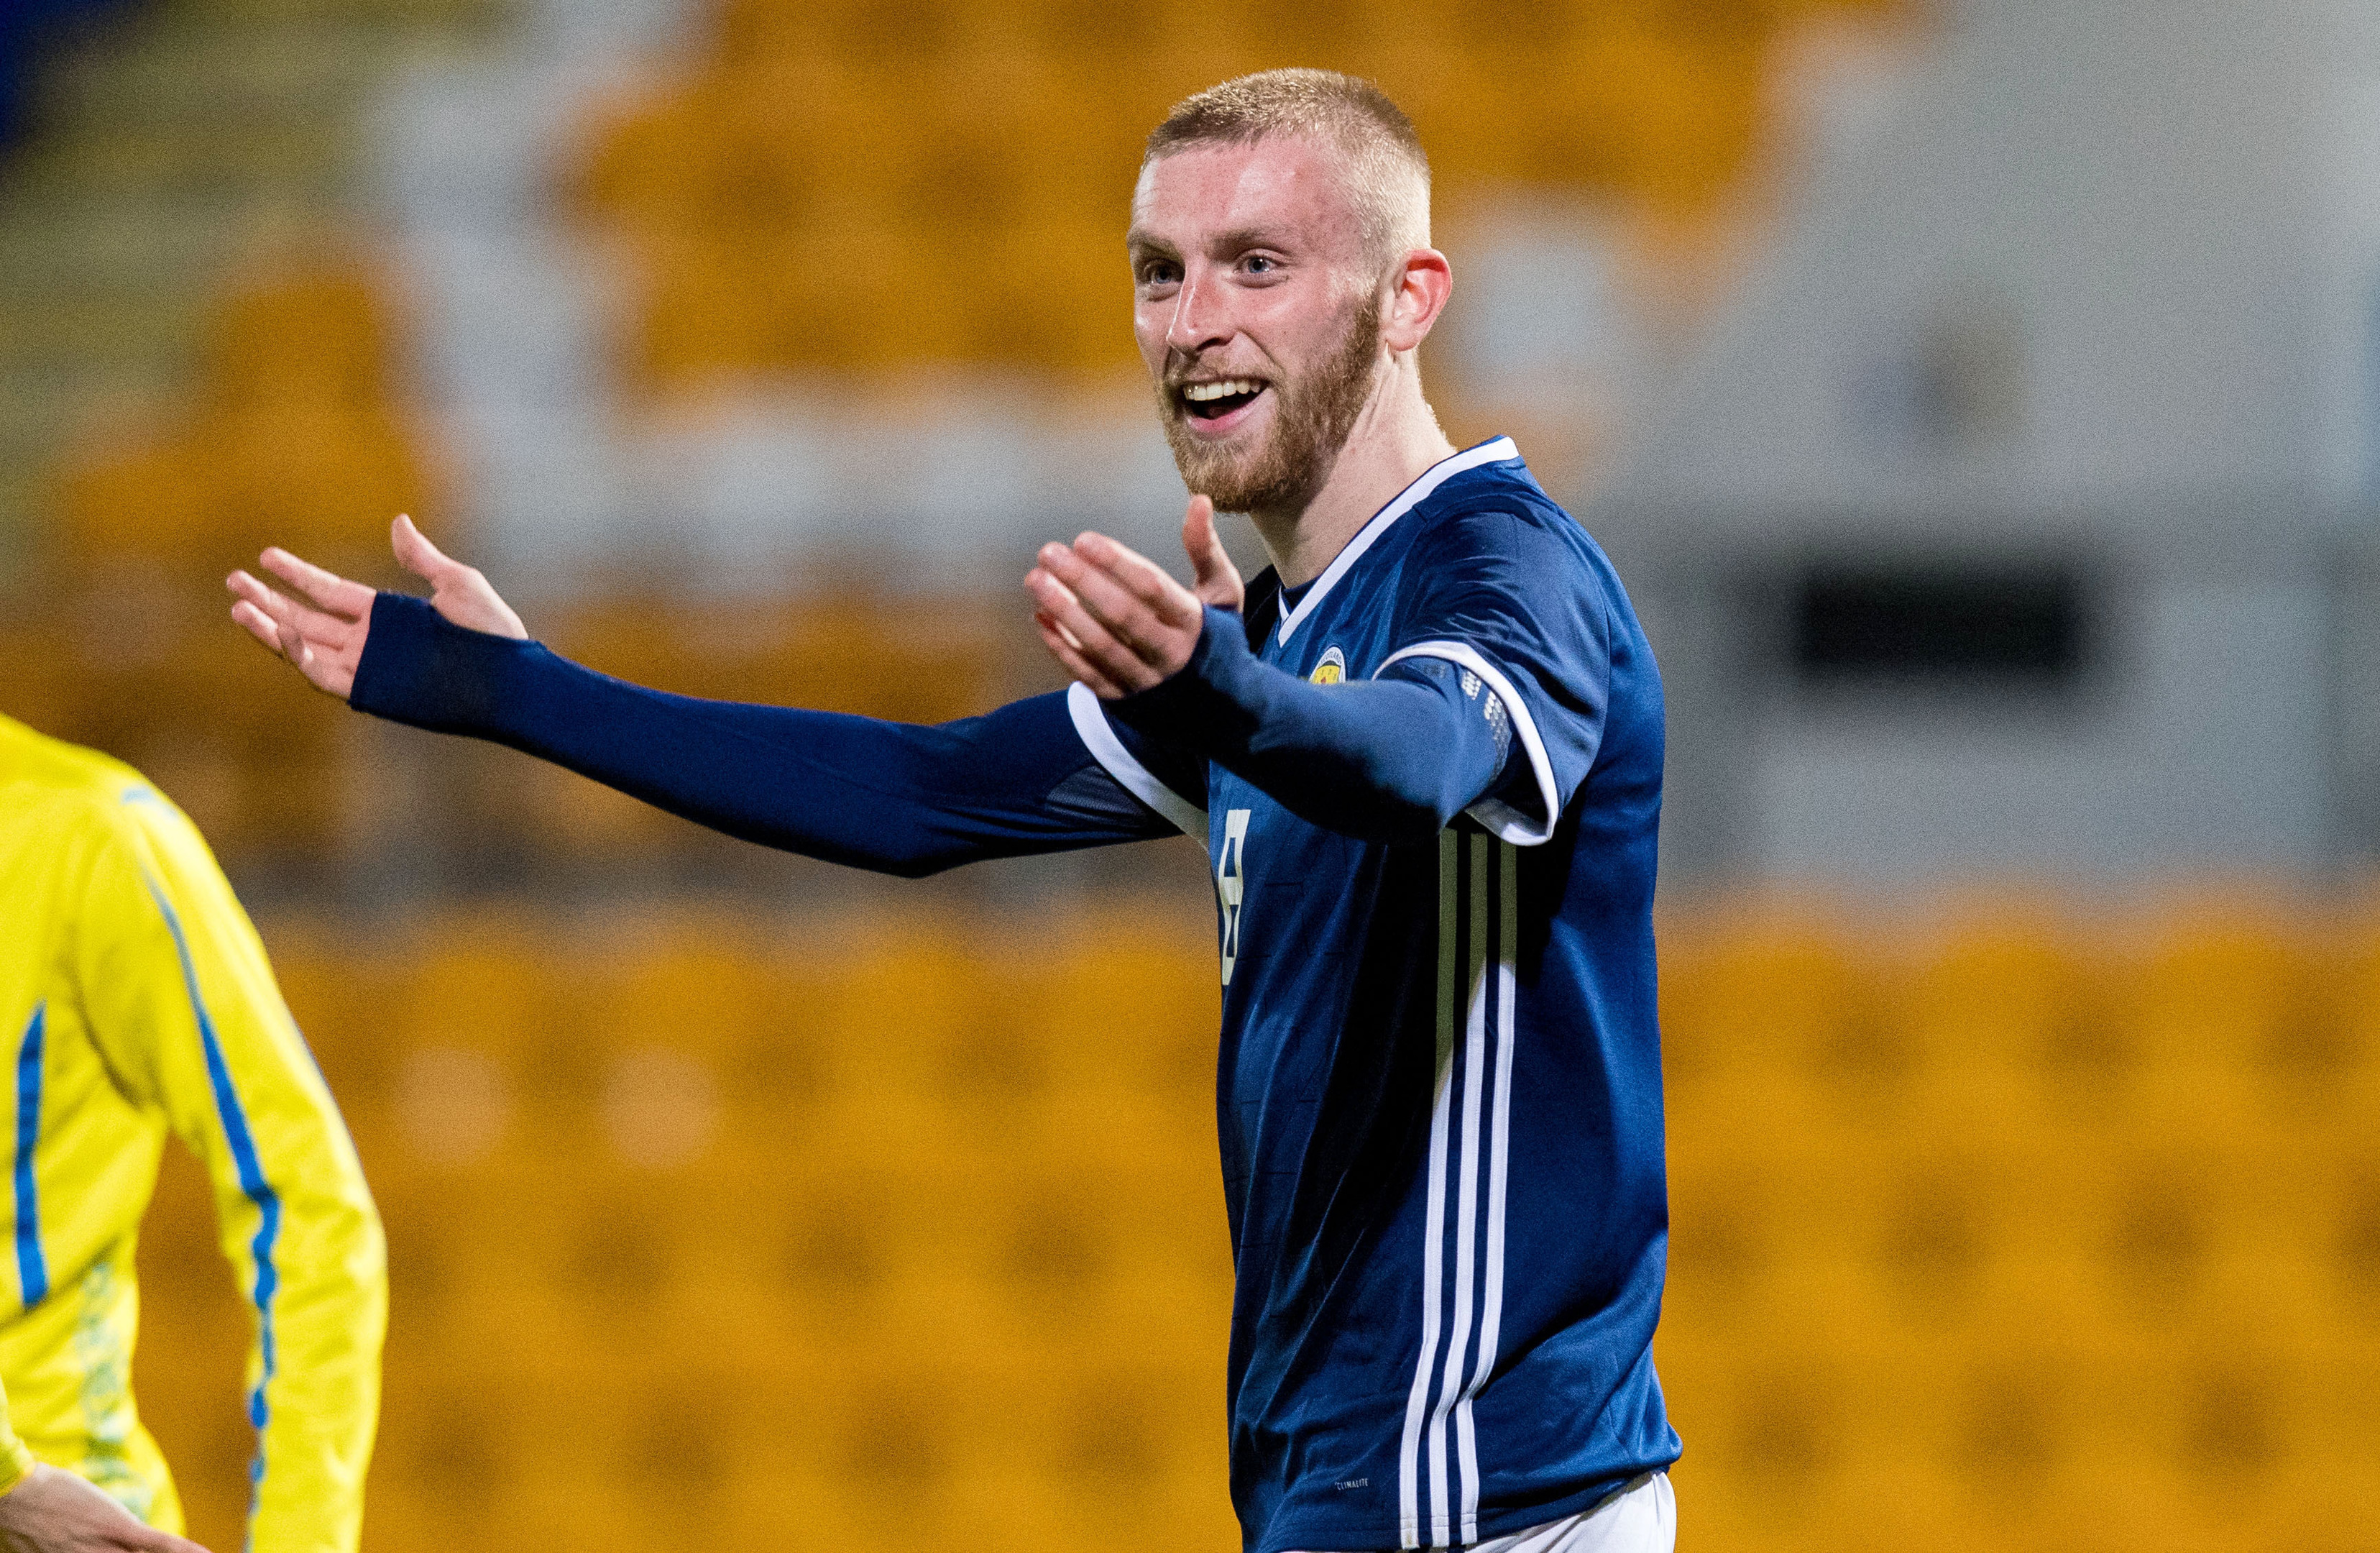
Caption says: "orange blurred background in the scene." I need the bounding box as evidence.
[5,0,2376,1548]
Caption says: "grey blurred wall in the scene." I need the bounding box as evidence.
[1594,0,2380,883]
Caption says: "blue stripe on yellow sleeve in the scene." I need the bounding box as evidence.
[11,1002,45,1307]
[135,866,283,1491]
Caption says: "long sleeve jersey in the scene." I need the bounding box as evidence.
[354,439,1678,1553]
[0,714,385,1551]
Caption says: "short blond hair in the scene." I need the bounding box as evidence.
[1144,69,1432,271]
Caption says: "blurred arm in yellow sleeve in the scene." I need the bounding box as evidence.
[71,787,387,1553]
[0,1364,209,1552]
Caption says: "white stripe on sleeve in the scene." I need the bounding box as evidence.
[1377,642,1563,848]
[1065,681,1209,850]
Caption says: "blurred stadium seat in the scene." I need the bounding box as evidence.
[1,263,432,863]
[216,914,1240,1551]
[55,263,441,581]
[566,0,1885,390]
[105,900,2377,1551]
[1654,898,2380,1553]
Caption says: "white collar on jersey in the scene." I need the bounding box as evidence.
[1274,436,1520,646]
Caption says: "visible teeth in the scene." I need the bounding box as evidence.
[1184,378,1262,403]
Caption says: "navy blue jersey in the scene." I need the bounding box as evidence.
[347,436,1678,1553]
[1073,439,1678,1552]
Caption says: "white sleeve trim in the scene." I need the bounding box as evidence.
[1065,682,1209,851]
[1277,436,1520,646]
[1377,641,1563,847]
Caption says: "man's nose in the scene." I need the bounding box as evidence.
[1165,270,1231,354]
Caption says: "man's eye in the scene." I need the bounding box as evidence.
[1141,264,1180,286]
[1244,255,1274,274]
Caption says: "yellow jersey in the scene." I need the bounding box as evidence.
[0,714,385,1551]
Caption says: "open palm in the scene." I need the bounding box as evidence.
[226,515,525,701]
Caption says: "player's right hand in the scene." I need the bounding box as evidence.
[1182,495,1246,614]
[226,514,527,702]
[0,1462,211,1552]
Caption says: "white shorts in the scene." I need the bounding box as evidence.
[1291,1470,1676,1553]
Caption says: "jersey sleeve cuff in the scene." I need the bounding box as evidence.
[1065,682,1208,848]
[1377,641,1563,846]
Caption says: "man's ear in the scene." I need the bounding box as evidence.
[1382,248,1453,354]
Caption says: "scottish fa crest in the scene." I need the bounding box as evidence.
[1310,646,1346,684]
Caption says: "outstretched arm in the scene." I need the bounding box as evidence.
[227,519,1186,875]
[1024,501,1513,843]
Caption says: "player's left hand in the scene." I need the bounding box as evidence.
[1026,495,1241,699]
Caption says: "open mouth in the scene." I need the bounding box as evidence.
[1180,377,1268,421]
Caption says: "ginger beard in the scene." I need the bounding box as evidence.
[1157,286,1384,518]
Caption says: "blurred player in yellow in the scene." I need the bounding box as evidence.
[0,713,386,1553]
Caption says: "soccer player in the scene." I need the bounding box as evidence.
[227,69,1678,1553]
[0,715,386,1552]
